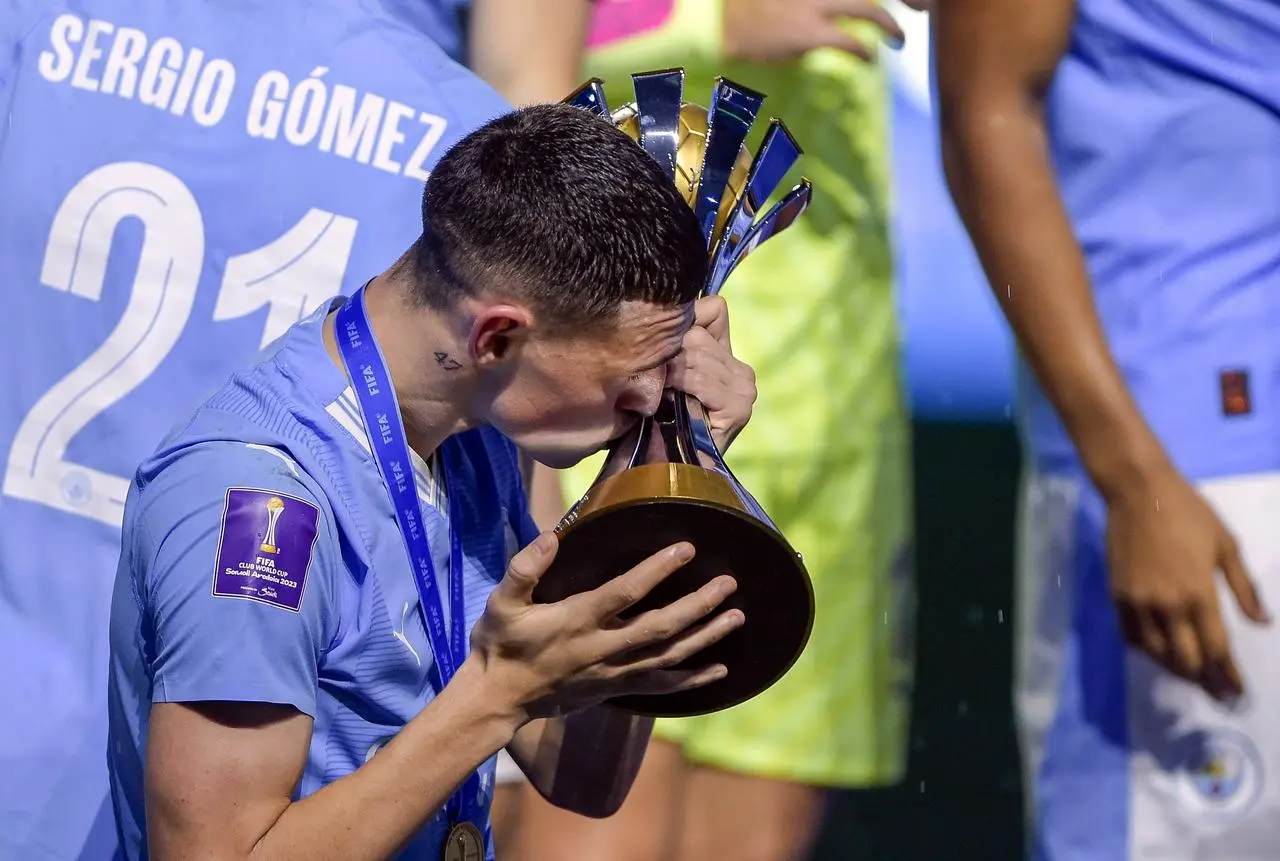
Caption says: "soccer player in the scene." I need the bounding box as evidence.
[1,3,541,858]
[107,103,759,861]
[936,0,1279,857]
[488,2,920,860]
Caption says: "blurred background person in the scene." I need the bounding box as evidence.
[936,0,1280,858]
[470,2,920,860]
[0,2,515,858]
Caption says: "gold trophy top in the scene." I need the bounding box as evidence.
[611,102,754,253]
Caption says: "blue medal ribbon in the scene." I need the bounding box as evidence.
[335,285,483,831]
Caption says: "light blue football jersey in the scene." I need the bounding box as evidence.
[108,299,538,860]
[1021,0,1280,481]
[0,3,506,858]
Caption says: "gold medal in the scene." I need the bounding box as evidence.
[442,821,484,861]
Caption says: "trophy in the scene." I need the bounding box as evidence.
[533,70,816,717]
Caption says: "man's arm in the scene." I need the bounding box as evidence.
[468,0,592,106]
[140,442,737,859]
[933,0,1268,698]
[134,444,521,861]
[933,0,1167,496]
[147,667,517,861]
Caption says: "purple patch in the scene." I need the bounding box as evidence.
[212,488,320,612]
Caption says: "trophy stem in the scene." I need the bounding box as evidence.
[652,390,699,464]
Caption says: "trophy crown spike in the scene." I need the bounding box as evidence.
[564,69,812,297]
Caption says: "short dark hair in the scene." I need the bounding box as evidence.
[408,103,707,331]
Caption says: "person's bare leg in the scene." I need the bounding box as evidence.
[677,765,829,861]
[490,782,524,858]
[500,739,688,861]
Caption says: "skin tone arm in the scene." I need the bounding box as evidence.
[146,534,743,861]
[934,0,1153,499]
[467,0,593,106]
[934,0,1268,700]
[147,672,515,861]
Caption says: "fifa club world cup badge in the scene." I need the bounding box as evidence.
[212,487,320,612]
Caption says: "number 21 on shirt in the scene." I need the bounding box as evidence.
[3,160,358,529]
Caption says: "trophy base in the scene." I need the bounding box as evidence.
[534,467,815,717]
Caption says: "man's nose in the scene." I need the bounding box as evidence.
[623,369,666,417]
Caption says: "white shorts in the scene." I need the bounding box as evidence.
[1017,470,1280,860]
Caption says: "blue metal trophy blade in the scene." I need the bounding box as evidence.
[563,78,611,118]
[631,69,686,181]
[719,181,812,287]
[706,120,803,294]
[692,79,765,248]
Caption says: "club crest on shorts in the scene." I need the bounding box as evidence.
[1173,729,1264,826]
[212,487,320,612]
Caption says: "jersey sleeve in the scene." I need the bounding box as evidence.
[132,442,341,718]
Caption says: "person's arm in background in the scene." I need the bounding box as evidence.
[721,0,911,64]
[468,0,593,106]
[472,0,924,107]
[934,0,1268,701]
[525,461,570,532]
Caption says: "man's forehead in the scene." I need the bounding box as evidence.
[616,300,695,335]
[610,301,693,369]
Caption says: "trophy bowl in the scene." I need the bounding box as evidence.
[534,70,817,717]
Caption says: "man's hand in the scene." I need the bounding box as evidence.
[1107,463,1270,701]
[470,532,744,722]
[724,0,921,65]
[666,295,756,451]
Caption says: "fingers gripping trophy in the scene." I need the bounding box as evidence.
[534,69,817,717]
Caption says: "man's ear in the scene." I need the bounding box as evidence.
[468,304,532,367]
